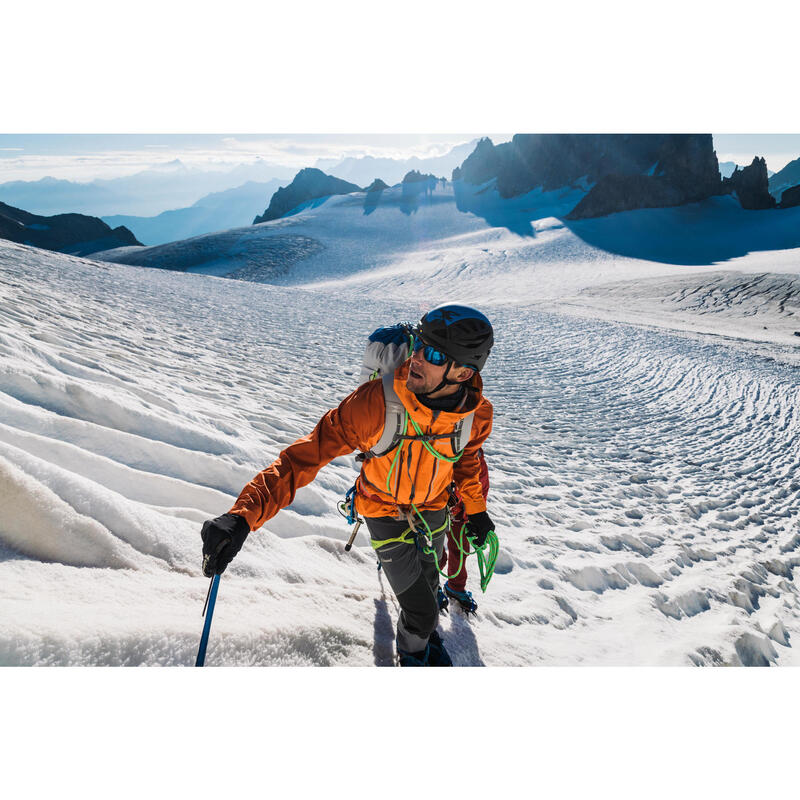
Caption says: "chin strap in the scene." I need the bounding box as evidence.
[416,360,464,398]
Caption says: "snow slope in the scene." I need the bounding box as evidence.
[2,217,800,665]
[92,181,800,349]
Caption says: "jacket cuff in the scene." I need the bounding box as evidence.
[461,496,487,515]
[227,504,256,532]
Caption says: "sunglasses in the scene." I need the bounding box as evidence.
[412,336,450,366]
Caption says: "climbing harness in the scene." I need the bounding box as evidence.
[339,395,497,590]
[366,503,499,593]
[338,481,498,590]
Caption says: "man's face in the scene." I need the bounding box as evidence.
[406,344,473,397]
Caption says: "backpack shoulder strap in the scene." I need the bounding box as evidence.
[452,410,474,454]
[365,374,477,460]
[368,373,406,458]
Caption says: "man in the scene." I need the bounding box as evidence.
[200,304,496,666]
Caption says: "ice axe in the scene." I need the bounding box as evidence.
[195,573,220,667]
[344,518,363,552]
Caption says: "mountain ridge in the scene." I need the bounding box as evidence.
[0,201,141,256]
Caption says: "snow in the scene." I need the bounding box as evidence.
[2,176,800,667]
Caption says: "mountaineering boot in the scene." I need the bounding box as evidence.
[427,630,453,666]
[397,644,430,667]
[444,581,478,614]
[437,586,449,613]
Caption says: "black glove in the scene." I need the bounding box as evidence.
[201,513,250,577]
[466,511,494,548]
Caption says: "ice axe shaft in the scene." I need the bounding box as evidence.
[344,518,363,552]
[195,573,220,667]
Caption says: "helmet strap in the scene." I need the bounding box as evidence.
[416,360,463,398]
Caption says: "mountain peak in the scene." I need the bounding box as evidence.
[253,169,361,224]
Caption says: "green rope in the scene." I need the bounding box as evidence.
[474,530,499,592]
[406,413,464,464]
[409,503,499,592]
[367,505,499,591]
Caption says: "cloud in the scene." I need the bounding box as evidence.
[0,135,488,183]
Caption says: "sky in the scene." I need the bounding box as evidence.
[0,134,510,183]
[713,134,800,172]
[1,133,797,184]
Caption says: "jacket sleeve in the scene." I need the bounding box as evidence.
[452,398,493,515]
[228,381,385,531]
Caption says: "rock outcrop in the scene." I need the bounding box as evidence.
[721,157,776,210]
[452,134,723,219]
[0,201,141,256]
[253,168,361,224]
[455,134,719,197]
[568,135,724,218]
[365,178,389,192]
[778,184,800,209]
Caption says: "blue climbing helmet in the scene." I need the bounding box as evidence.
[417,304,494,372]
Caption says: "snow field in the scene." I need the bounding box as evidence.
[2,175,800,666]
[0,241,427,664]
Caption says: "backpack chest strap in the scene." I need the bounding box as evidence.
[366,373,474,459]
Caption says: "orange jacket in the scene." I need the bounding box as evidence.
[228,361,493,531]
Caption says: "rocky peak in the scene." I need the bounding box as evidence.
[365,178,389,192]
[721,157,776,210]
[254,168,361,224]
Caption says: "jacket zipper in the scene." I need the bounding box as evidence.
[394,450,405,501]
[406,442,416,504]
[422,457,439,505]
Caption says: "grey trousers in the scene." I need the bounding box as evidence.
[365,508,448,654]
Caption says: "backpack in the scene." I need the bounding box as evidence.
[358,323,474,459]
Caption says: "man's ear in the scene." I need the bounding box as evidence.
[452,366,475,383]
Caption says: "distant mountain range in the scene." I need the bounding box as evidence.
[0,158,295,218]
[5,137,800,256]
[102,180,283,245]
[316,140,478,186]
[0,201,140,256]
[250,137,799,232]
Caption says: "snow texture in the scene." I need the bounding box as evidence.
[2,179,800,666]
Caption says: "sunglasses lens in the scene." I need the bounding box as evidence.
[424,346,448,366]
[412,336,449,366]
